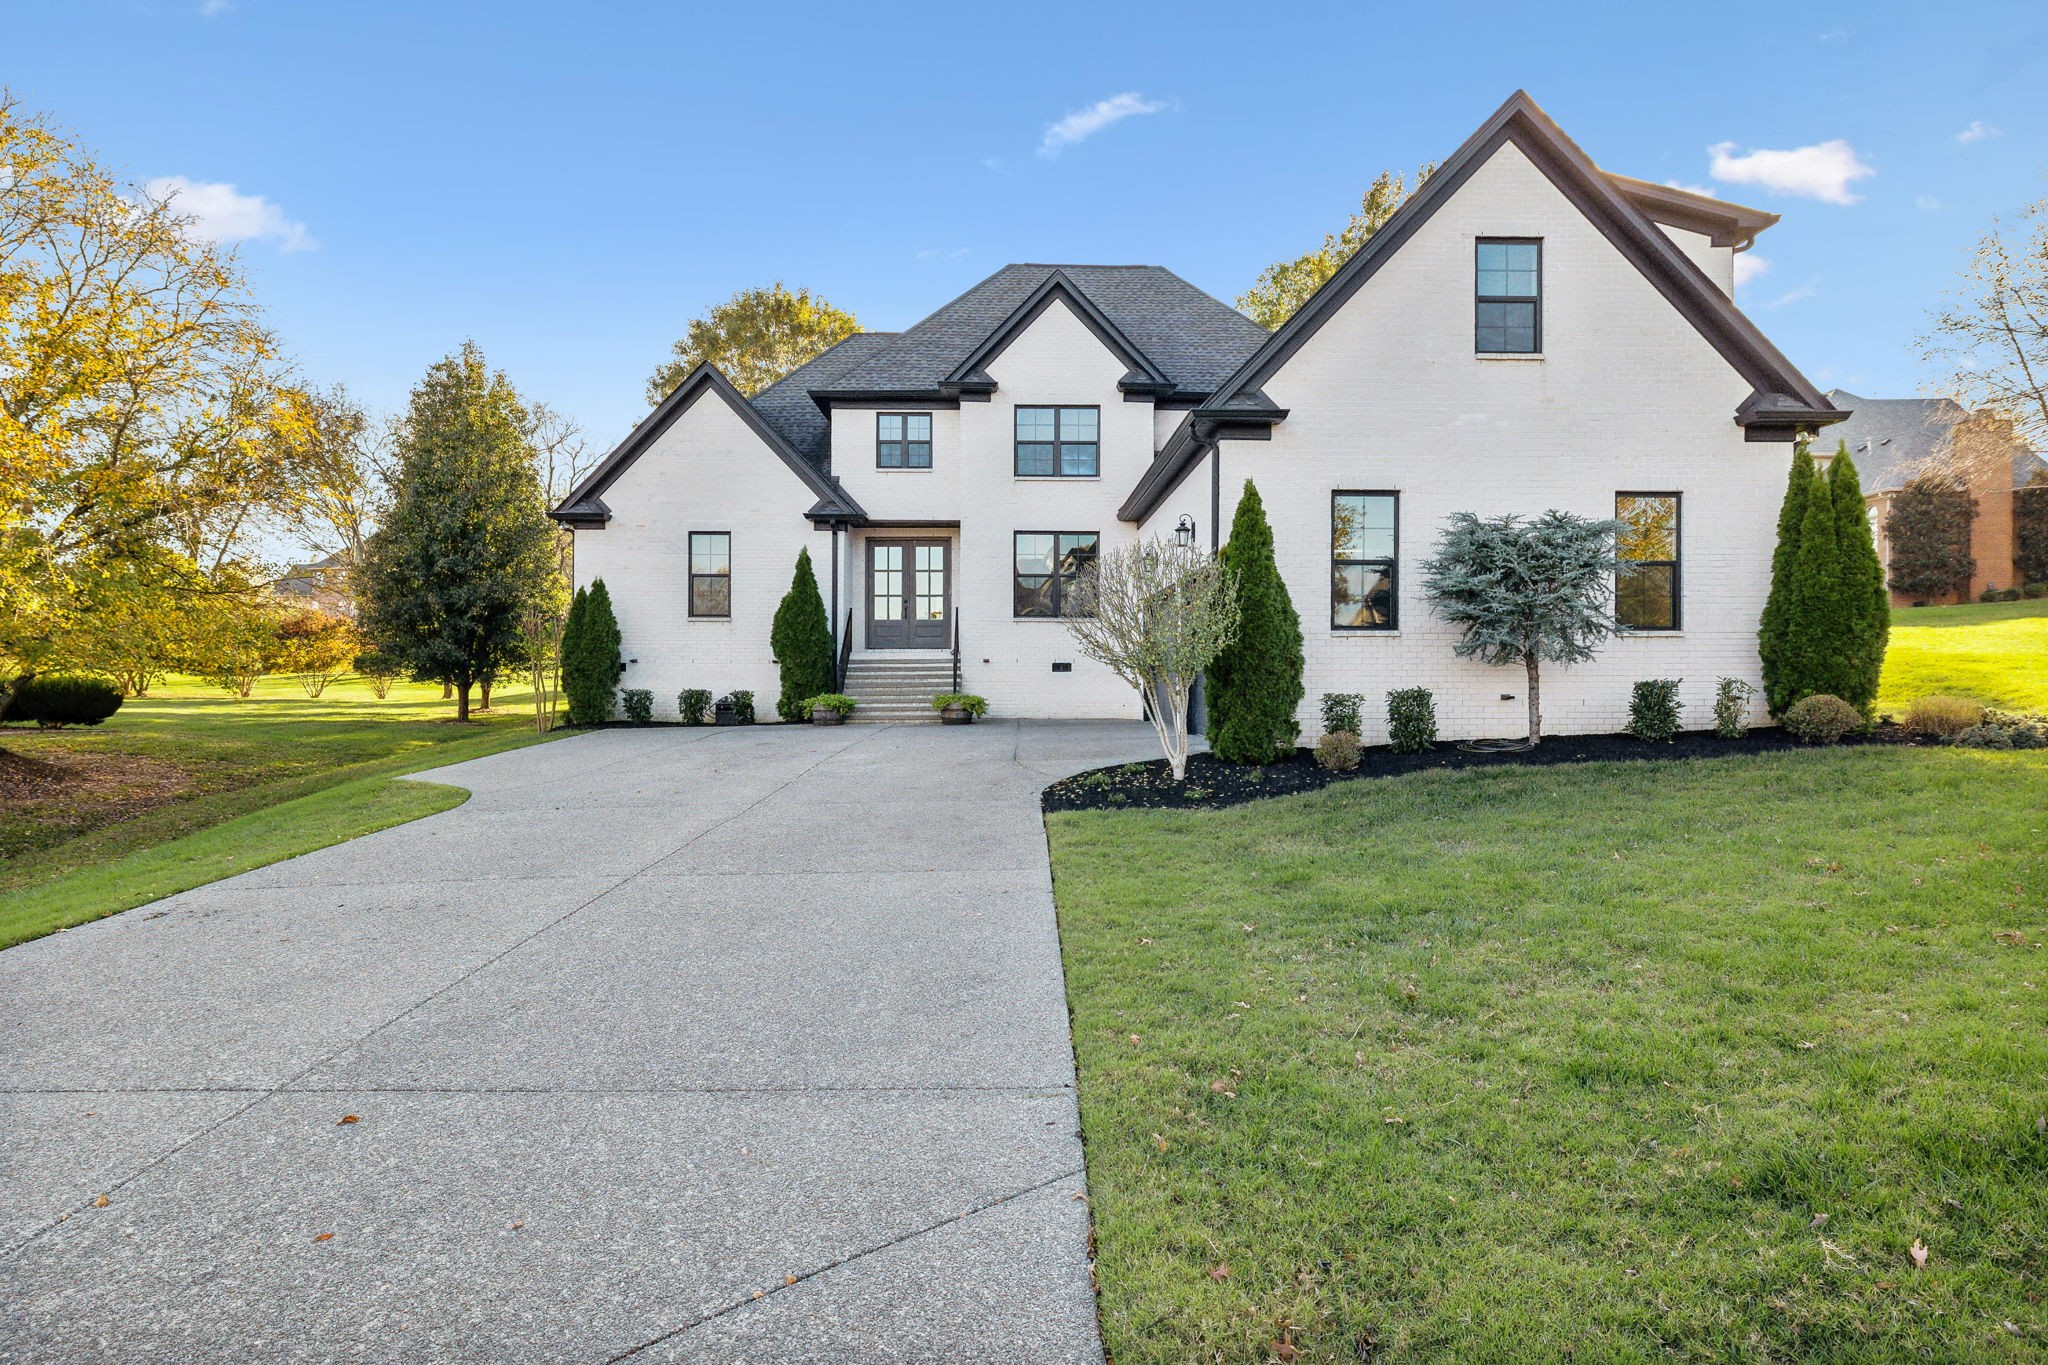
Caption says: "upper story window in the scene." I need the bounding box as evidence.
[1332,492,1398,630]
[1014,531,1098,617]
[689,531,731,618]
[1476,239,1541,353]
[1616,493,1680,630]
[1015,406,1099,477]
[877,412,932,469]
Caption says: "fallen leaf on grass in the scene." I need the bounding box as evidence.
[1994,930,2030,947]
[1209,1080,1237,1098]
[1810,1213,1829,1229]
[1154,1133,1169,1152]
[1208,1262,1230,1281]
[1273,1327,1300,1361]
[1910,1239,1929,1269]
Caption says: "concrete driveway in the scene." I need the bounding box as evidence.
[1,720,1158,1363]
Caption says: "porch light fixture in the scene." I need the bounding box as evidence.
[1174,514,1196,547]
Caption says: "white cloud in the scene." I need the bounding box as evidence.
[1038,92,1168,158]
[1957,120,2001,144]
[198,0,230,15]
[1915,194,1942,211]
[1663,179,1716,197]
[1733,253,1770,289]
[915,247,970,261]
[1817,28,1848,43]
[1765,277,1820,309]
[145,175,315,252]
[1707,139,1873,205]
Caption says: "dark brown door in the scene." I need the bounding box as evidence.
[867,540,949,649]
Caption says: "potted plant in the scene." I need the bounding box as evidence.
[932,692,988,725]
[806,693,858,726]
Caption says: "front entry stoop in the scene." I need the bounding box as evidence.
[842,656,955,723]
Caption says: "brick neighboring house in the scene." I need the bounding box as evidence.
[552,91,1846,743]
[1821,390,2048,604]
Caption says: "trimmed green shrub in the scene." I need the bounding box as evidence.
[6,674,124,728]
[1954,722,2013,750]
[1625,679,1683,742]
[726,690,756,724]
[802,693,857,716]
[1386,687,1436,754]
[1828,449,1888,716]
[1208,480,1304,764]
[561,581,622,726]
[1712,677,1755,740]
[620,688,653,724]
[1320,692,1363,737]
[353,650,404,700]
[1963,709,2048,749]
[932,693,988,716]
[1758,443,1816,716]
[1314,731,1361,771]
[1901,695,1984,737]
[1783,694,1861,745]
[677,688,712,725]
[2024,582,2047,600]
[771,548,835,722]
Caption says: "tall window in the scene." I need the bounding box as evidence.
[1616,493,1680,629]
[1015,406,1099,477]
[877,412,932,468]
[689,532,731,618]
[1014,532,1098,617]
[1331,492,1398,630]
[1476,239,1541,353]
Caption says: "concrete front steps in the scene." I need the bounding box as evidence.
[842,655,956,724]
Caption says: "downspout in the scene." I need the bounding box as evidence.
[1192,442,1221,737]
[829,522,841,661]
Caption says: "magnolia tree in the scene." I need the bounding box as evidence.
[1420,510,1624,747]
[1062,539,1239,779]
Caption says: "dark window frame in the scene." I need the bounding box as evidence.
[688,530,732,619]
[1013,405,1101,478]
[1012,530,1100,619]
[875,411,933,470]
[1615,491,1681,631]
[1475,237,1543,354]
[1330,491,1400,631]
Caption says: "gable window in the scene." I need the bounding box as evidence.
[877,412,932,469]
[1616,493,1680,630]
[1476,239,1541,353]
[689,532,731,618]
[1015,406,1099,477]
[1014,532,1098,617]
[1332,492,1398,630]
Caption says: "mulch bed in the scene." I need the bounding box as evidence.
[1042,725,1933,813]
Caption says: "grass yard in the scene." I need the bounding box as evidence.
[1049,748,2048,1362]
[0,673,558,949]
[1878,599,2048,714]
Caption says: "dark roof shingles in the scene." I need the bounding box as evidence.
[1822,389,2046,492]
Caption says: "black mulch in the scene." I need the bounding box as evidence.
[1041,725,1933,813]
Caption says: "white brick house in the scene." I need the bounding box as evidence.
[553,92,1843,742]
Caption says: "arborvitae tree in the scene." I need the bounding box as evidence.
[1758,442,1816,716]
[1828,446,1889,713]
[771,548,835,721]
[1787,465,1853,701]
[1884,476,1977,602]
[560,580,621,725]
[1206,479,1304,764]
[356,342,556,720]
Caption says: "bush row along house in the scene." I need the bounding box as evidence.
[551,91,1846,744]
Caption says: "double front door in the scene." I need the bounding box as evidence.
[867,539,950,649]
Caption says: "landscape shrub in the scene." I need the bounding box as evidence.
[620,688,653,724]
[1313,731,1361,772]
[1712,677,1755,739]
[1208,480,1304,764]
[931,692,988,716]
[1953,723,2014,750]
[771,549,835,722]
[1320,692,1363,736]
[1978,584,2005,603]
[275,609,358,698]
[1886,476,1977,603]
[726,690,756,724]
[8,674,124,728]
[1386,687,1436,754]
[802,693,858,716]
[1900,695,1985,737]
[1958,709,2048,750]
[1782,694,1861,745]
[561,581,622,726]
[2024,582,2047,600]
[1760,445,1888,717]
[353,650,404,700]
[676,688,712,725]
[1625,678,1683,742]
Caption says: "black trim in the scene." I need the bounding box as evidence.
[688,531,732,619]
[1331,491,1400,631]
[1012,530,1099,618]
[875,411,933,469]
[943,270,1175,398]
[1475,237,1542,354]
[1014,405,1101,478]
[1616,491,1681,631]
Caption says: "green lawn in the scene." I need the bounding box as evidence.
[0,674,559,948]
[1878,599,2048,714]
[1049,748,2048,1362]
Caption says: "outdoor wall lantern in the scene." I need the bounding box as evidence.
[1174,514,1196,547]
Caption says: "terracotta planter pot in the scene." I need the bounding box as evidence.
[811,708,847,726]
[940,705,975,725]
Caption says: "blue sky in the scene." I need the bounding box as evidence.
[11,0,2045,452]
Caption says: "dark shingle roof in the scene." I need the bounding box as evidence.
[749,332,899,468]
[812,264,1268,400]
[1821,389,2046,492]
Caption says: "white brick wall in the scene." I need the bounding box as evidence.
[1144,140,1782,745]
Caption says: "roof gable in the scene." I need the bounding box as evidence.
[941,270,1175,398]
[550,363,864,527]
